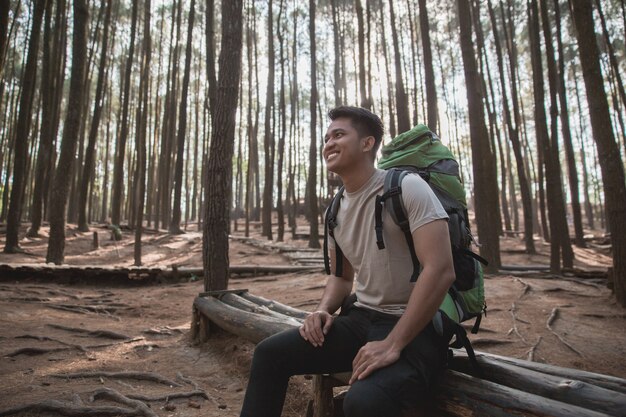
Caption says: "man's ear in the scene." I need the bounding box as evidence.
[362,136,375,153]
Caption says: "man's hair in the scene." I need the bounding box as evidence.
[328,106,384,155]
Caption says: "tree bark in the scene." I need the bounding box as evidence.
[4,0,46,253]
[276,0,286,242]
[388,0,410,133]
[262,0,275,240]
[111,0,138,226]
[355,0,370,109]
[46,0,89,264]
[418,0,438,131]
[169,0,196,234]
[0,0,9,77]
[306,0,321,249]
[570,0,626,306]
[77,0,112,232]
[203,0,244,292]
[134,0,152,266]
[488,0,535,253]
[28,0,66,237]
[553,0,584,248]
[457,0,501,270]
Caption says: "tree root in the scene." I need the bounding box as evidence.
[5,346,75,357]
[90,388,157,417]
[16,334,87,350]
[546,307,583,357]
[126,390,209,402]
[48,324,131,340]
[525,336,543,362]
[52,371,182,387]
[142,326,184,336]
[514,278,532,299]
[0,399,141,416]
[508,302,531,345]
[176,372,199,390]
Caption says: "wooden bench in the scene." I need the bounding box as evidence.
[192,291,626,417]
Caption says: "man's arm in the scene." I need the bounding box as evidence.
[299,248,354,347]
[350,218,455,383]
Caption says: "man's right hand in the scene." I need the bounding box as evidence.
[299,311,334,347]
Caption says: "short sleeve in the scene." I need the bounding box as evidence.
[400,173,449,234]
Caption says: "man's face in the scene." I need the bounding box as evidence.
[323,117,371,174]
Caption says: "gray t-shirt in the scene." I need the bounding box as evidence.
[329,169,448,315]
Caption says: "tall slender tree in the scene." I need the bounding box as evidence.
[135,0,152,265]
[262,0,275,239]
[111,0,138,226]
[28,0,66,238]
[170,0,196,234]
[78,0,112,232]
[487,0,535,253]
[388,0,410,133]
[203,0,244,292]
[457,0,501,270]
[0,0,10,77]
[306,0,321,249]
[570,0,626,306]
[418,0,438,130]
[46,0,89,264]
[553,0,584,247]
[4,0,46,253]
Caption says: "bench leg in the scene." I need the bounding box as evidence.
[311,375,335,417]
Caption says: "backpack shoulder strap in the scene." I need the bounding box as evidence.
[324,187,345,277]
[375,169,421,282]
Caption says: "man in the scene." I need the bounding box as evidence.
[240,106,455,417]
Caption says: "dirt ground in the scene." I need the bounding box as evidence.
[0,222,624,416]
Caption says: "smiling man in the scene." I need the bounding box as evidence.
[240,106,455,417]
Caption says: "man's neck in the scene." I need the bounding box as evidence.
[340,164,376,193]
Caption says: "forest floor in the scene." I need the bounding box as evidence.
[0,221,624,417]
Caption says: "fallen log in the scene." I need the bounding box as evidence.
[194,294,624,417]
[429,370,611,417]
[449,352,626,415]
[462,350,626,395]
[0,263,321,283]
[220,293,303,325]
[240,292,310,320]
[193,296,297,344]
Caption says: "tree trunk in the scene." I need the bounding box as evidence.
[457,0,501,270]
[169,0,196,234]
[134,0,152,266]
[111,0,138,226]
[306,0,321,250]
[46,0,89,264]
[28,0,66,237]
[488,0,535,253]
[276,0,286,242]
[4,0,46,253]
[388,0,410,133]
[355,0,370,109]
[203,0,244,292]
[529,0,571,272]
[418,0,438,131]
[262,0,275,240]
[0,0,9,77]
[570,0,626,306]
[553,0,584,247]
[77,0,112,232]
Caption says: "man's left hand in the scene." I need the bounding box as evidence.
[349,340,401,384]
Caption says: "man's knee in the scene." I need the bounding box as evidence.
[343,380,401,417]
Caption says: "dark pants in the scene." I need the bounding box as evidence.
[239,307,447,417]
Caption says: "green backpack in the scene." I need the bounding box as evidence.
[377,125,488,330]
[323,125,488,364]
